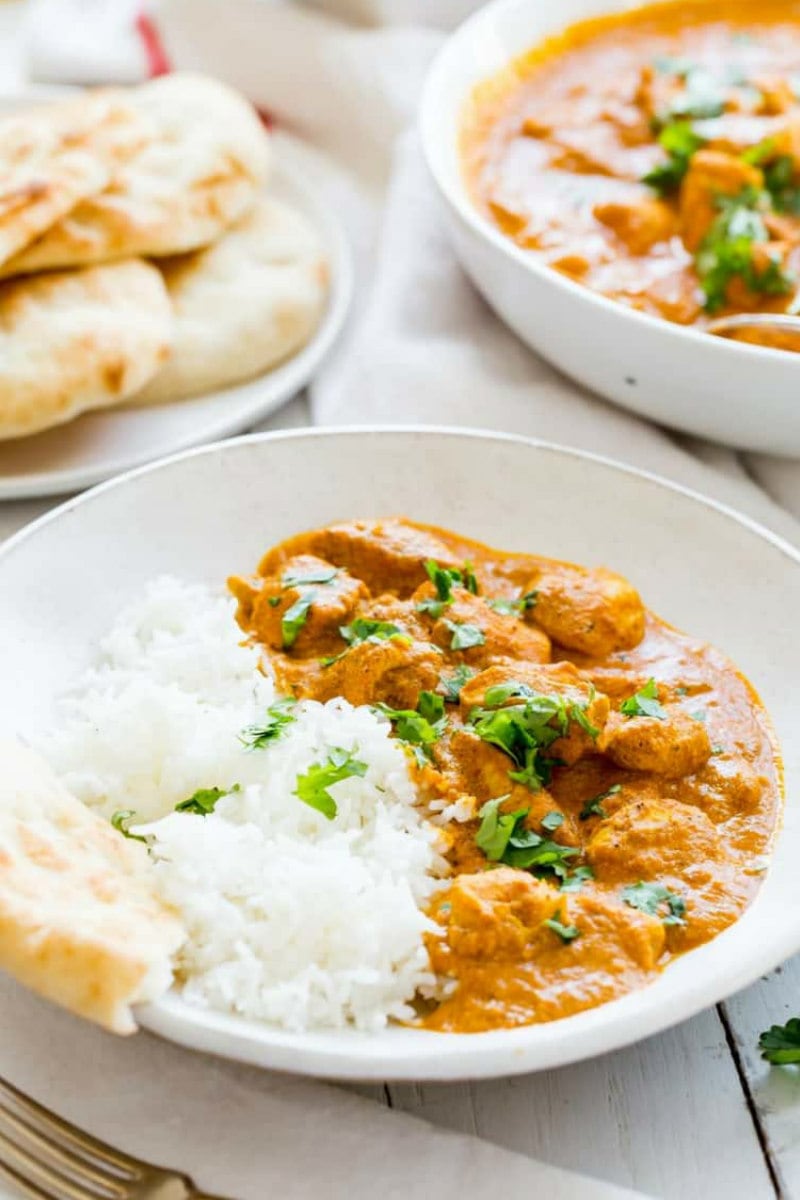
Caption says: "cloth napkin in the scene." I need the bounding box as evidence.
[4,1,797,1197]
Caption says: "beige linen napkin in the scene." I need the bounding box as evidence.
[0,976,643,1199]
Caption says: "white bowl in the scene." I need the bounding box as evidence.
[420,0,800,457]
[1,427,799,1080]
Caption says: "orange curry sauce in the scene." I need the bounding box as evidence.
[230,519,782,1033]
[461,0,800,348]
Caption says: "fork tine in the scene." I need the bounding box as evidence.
[0,1080,140,1178]
[0,1105,128,1198]
[0,1156,60,1200]
[0,1127,101,1200]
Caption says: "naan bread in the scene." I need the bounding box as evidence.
[2,74,271,276]
[133,197,328,405]
[0,91,150,269]
[0,740,183,1034]
[0,258,172,440]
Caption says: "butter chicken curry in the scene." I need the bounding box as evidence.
[462,0,800,350]
[231,519,781,1033]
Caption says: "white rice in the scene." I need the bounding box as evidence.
[43,578,452,1032]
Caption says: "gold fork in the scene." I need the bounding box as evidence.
[0,1078,231,1200]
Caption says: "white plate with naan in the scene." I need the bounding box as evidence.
[0,118,353,501]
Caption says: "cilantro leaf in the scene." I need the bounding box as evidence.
[475,797,528,860]
[376,691,447,762]
[579,783,621,821]
[620,678,667,720]
[239,697,296,750]
[339,618,410,647]
[486,591,539,616]
[111,809,147,843]
[560,865,595,893]
[621,881,686,926]
[696,186,794,313]
[541,810,564,831]
[439,664,476,703]
[294,747,368,820]
[759,1019,800,1064]
[282,566,339,588]
[444,620,486,650]
[463,562,480,595]
[642,121,706,194]
[470,686,587,792]
[545,910,581,942]
[282,593,316,648]
[176,784,240,816]
[475,800,580,879]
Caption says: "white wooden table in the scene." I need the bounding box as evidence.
[1,394,799,1200]
[2,5,799,1194]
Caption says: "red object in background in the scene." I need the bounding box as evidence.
[135,11,171,77]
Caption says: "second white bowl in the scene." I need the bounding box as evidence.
[419,0,800,456]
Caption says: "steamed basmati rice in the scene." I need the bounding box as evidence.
[43,578,454,1031]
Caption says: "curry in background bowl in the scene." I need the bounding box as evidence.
[462,0,800,350]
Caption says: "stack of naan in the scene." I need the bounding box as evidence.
[0,75,329,441]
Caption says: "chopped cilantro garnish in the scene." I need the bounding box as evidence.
[661,64,726,122]
[294,747,367,820]
[579,783,621,821]
[642,121,705,194]
[541,810,564,832]
[545,910,581,942]
[239,697,296,750]
[111,809,147,843]
[418,559,480,615]
[444,620,486,651]
[621,881,686,926]
[475,796,527,860]
[696,186,794,313]
[176,784,240,816]
[439,663,476,703]
[376,691,447,763]
[463,562,480,595]
[486,591,539,616]
[620,678,667,720]
[282,566,339,588]
[560,865,595,893]
[339,618,410,647]
[759,1019,800,1064]
[281,593,316,648]
[764,154,800,215]
[475,799,580,879]
[470,685,594,792]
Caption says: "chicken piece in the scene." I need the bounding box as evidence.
[437,728,576,838]
[306,635,442,710]
[429,868,666,979]
[586,797,723,881]
[593,197,677,254]
[753,77,797,117]
[256,518,461,597]
[229,555,369,656]
[459,661,610,767]
[424,587,552,668]
[599,708,711,778]
[523,564,645,657]
[679,150,764,251]
[671,757,770,824]
[429,868,562,962]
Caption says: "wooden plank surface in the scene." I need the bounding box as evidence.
[379,1006,777,1199]
[723,953,800,1199]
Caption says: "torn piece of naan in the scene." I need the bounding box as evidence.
[0,739,183,1034]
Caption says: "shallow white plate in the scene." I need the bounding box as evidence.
[0,127,353,500]
[420,0,800,456]
[1,428,799,1081]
